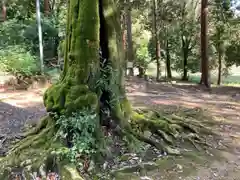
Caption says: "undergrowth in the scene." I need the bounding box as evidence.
[54,109,102,170]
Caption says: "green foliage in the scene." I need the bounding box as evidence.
[0,17,59,76]
[5,0,36,20]
[136,43,151,68]
[0,19,26,46]
[0,45,39,76]
[23,18,59,60]
[225,41,240,66]
[55,109,100,167]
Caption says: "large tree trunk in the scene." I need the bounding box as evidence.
[45,0,128,122]
[200,0,210,88]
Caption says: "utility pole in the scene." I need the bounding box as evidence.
[126,0,134,76]
[152,0,161,81]
[36,0,44,74]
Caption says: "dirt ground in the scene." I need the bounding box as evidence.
[126,77,240,180]
[0,77,240,179]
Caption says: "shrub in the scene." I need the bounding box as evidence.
[55,109,101,168]
[0,45,39,76]
[0,19,26,47]
[23,18,59,62]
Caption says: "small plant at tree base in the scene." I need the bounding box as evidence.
[55,109,102,170]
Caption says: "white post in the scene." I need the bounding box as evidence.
[36,0,44,74]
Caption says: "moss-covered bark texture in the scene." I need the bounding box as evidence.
[44,0,127,118]
[44,0,100,115]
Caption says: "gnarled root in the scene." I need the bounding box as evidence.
[0,116,84,180]
[129,109,212,154]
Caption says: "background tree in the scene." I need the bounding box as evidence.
[1,0,6,21]
[126,0,134,76]
[44,0,50,16]
[152,0,161,81]
[210,0,232,85]
[200,0,210,88]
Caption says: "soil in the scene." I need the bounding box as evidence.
[0,76,240,179]
[126,77,240,180]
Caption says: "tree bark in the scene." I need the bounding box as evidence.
[217,50,222,85]
[44,0,51,16]
[152,0,161,81]
[166,40,172,79]
[200,0,210,88]
[182,37,189,81]
[44,0,128,124]
[182,54,188,81]
[126,1,134,76]
[1,0,6,22]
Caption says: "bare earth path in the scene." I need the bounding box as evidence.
[0,77,240,179]
[0,87,47,155]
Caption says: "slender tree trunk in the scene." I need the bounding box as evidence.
[152,0,161,81]
[217,27,221,85]
[182,53,188,81]
[126,1,134,76]
[181,36,189,81]
[200,0,210,88]
[216,26,225,86]
[166,40,172,79]
[217,50,222,85]
[44,0,50,16]
[1,0,6,21]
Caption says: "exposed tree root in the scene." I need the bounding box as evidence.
[0,116,84,180]
[23,116,50,137]
[129,109,212,155]
[0,108,213,179]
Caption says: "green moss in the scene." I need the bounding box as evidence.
[131,112,145,121]
[61,164,84,180]
[44,81,99,115]
[120,98,132,119]
[0,129,68,178]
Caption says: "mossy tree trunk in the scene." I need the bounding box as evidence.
[44,0,129,130]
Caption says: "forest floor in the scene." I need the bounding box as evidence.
[0,76,240,179]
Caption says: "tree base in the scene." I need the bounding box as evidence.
[0,109,212,179]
